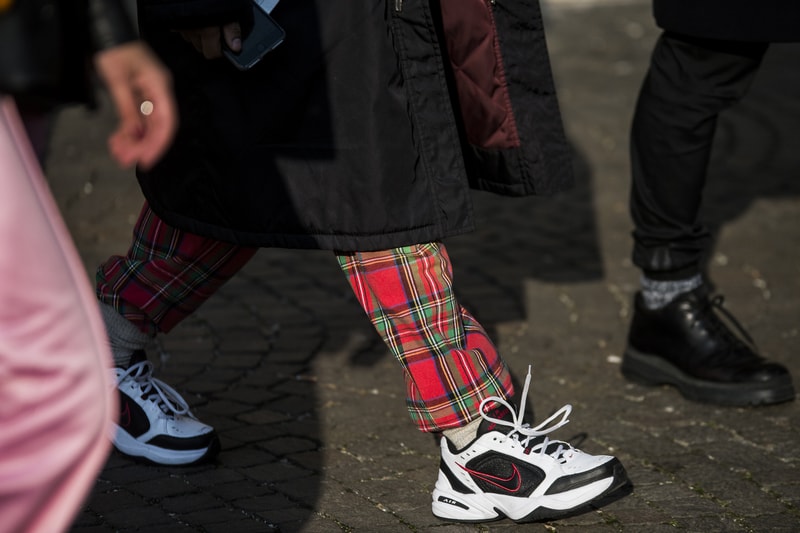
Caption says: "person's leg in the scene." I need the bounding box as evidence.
[624,33,794,406]
[0,96,115,533]
[96,203,257,464]
[337,243,512,433]
[97,202,258,340]
[630,32,768,280]
[337,243,629,523]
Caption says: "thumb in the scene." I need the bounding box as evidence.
[222,22,242,52]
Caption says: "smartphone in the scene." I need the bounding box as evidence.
[223,0,285,71]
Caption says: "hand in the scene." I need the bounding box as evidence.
[93,42,177,170]
[179,22,242,59]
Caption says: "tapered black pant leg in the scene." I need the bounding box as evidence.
[629,32,768,280]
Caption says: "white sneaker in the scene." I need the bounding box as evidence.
[112,351,219,465]
[432,367,629,523]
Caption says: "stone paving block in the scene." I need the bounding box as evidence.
[243,361,310,381]
[98,462,171,485]
[214,446,278,468]
[316,484,419,530]
[206,480,276,501]
[99,506,174,530]
[769,483,800,507]
[740,514,800,532]
[261,435,320,456]
[160,491,226,514]
[213,352,266,368]
[245,460,316,484]
[126,475,194,499]
[273,475,324,508]
[202,519,280,533]
[600,505,675,528]
[68,526,115,533]
[184,466,247,487]
[233,492,302,514]
[140,524,199,533]
[261,507,322,531]
[561,523,669,533]
[215,385,276,405]
[181,506,273,527]
[175,378,231,394]
[221,424,287,444]
[201,413,246,435]
[236,408,294,425]
[203,399,255,417]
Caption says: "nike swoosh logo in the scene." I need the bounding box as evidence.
[120,401,132,428]
[458,462,522,493]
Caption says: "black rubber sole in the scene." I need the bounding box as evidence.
[622,347,795,407]
[433,460,633,525]
[114,434,221,467]
[518,459,632,523]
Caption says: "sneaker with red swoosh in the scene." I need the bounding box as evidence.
[432,367,629,523]
[112,351,219,465]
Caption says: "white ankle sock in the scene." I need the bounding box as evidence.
[443,417,482,450]
[641,274,702,310]
[100,302,152,367]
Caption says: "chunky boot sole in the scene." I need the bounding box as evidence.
[622,347,796,406]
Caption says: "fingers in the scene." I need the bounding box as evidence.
[222,22,243,53]
[95,42,177,170]
[179,22,243,58]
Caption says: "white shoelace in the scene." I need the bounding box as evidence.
[479,365,573,461]
[117,360,191,417]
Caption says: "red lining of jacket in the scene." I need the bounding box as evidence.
[440,0,520,150]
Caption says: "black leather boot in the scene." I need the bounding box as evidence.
[622,287,795,406]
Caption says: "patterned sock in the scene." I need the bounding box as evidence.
[443,417,482,450]
[640,274,703,310]
[100,302,152,367]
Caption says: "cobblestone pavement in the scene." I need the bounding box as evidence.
[44,1,799,531]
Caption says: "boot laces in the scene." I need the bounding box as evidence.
[709,295,756,343]
[117,360,191,417]
[700,295,758,359]
[479,366,573,463]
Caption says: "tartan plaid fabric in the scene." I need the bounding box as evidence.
[337,243,514,432]
[96,203,257,334]
[96,206,511,431]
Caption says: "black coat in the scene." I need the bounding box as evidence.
[653,0,800,42]
[136,0,573,251]
[0,0,137,108]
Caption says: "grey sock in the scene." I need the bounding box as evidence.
[443,417,482,450]
[641,274,703,310]
[100,302,152,367]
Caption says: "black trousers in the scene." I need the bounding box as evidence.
[629,32,769,281]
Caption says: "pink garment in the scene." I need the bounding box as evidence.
[0,97,117,533]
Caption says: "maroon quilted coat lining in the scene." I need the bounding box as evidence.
[440,0,520,150]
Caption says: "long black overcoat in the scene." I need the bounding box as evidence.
[136,0,573,251]
[653,0,800,42]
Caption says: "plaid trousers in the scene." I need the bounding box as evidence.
[97,205,513,431]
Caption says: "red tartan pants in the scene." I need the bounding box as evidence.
[97,203,513,431]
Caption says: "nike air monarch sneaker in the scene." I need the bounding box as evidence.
[432,368,629,523]
[112,351,219,465]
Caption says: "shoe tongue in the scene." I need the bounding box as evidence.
[478,401,516,436]
[127,349,148,369]
[478,401,570,458]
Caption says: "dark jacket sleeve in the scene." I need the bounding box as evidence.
[653,0,800,42]
[87,0,138,50]
[138,0,251,29]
